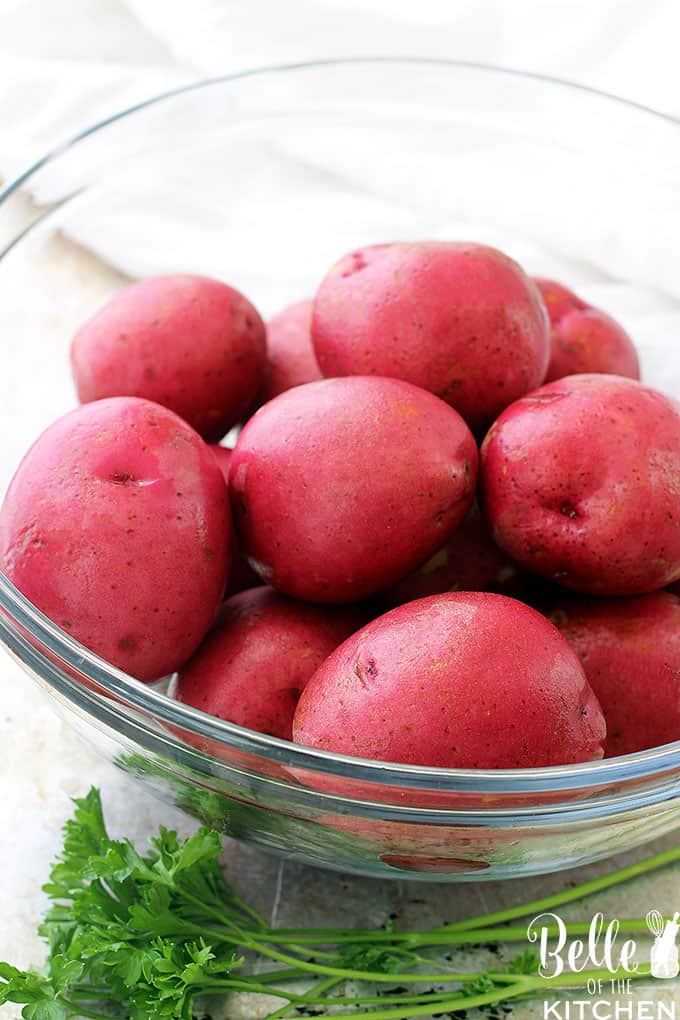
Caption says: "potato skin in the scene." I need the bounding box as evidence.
[229,377,478,603]
[210,445,262,597]
[71,274,266,441]
[481,374,680,595]
[0,397,230,682]
[293,592,605,767]
[176,587,364,739]
[383,502,527,606]
[534,278,640,383]
[311,242,550,432]
[261,299,320,401]
[549,593,680,756]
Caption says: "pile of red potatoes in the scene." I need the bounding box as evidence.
[2,241,679,769]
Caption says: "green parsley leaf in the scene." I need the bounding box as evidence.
[0,788,672,1020]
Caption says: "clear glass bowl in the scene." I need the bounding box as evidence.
[1,60,680,881]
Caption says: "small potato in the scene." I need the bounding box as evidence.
[229,377,478,603]
[311,242,550,432]
[176,587,364,739]
[383,502,527,606]
[549,593,680,756]
[261,299,320,401]
[534,278,640,383]
[0,397,230,682]
[71,274,266,441]
[293,592,605,767]
[210,445,262,596]
[482,374,680,595]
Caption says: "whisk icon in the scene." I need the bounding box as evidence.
[646,910,680,979]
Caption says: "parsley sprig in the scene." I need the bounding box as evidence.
[1,788,673,1020]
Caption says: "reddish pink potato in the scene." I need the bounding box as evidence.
[317,813,493,873]
[229,377,478,603]
[481,374,680,595]
[210,445,262,596]
[71,274,266,441]
[311,242,550,433]
[383,502,527,607]
[293,592,605,767]
[534,278,640,383]
[176,587,364,739]
[261,299,320,402]
[0,398,230,682]
[549,593,680,757]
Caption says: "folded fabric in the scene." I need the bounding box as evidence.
[0,0,678,404]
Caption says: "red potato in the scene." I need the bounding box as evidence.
[176,587,364,740]
[229,377,478,603]
[534,278,640,383]
[383,501,527,607]
[482,374,680,595]
[210,445,262,596]
[261,299,321,401]
[71,274,266,441]
[311,242,550,432]
[293,592,605,767]
[316,813,493,873]
[549,593,680,757]
[0,397,230,682]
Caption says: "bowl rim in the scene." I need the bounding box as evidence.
[1,56,679,796]
[1,55,678,210]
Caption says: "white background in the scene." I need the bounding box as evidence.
[1,0,680,185]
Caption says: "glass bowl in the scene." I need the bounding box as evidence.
[1,59,680,882]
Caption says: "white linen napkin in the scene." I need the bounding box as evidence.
[1,0,679,398]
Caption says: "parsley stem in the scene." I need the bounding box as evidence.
[262,976,536,1020]
[263,965,654,1020]
[230,931,526,985]
[261,1003,297,1020]
[62,987,114,999]
[193,978,304,1000]
[250,965,491,985]
[177,843,680,980]
[60,999,117,1020]
[262,976,345,1020]
[438,845,680,932]
[251,967,315,984]
[255,917,652,947]
[172,888,490,985]
[225,887,270,930]
[306,976,345,996]
[533,964,651,989]
[176,885,254,941]
[261,989,489,1018]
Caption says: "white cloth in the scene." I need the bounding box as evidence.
[3,1,680,296]
[2,0,680,401]
[2,0,680,178]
